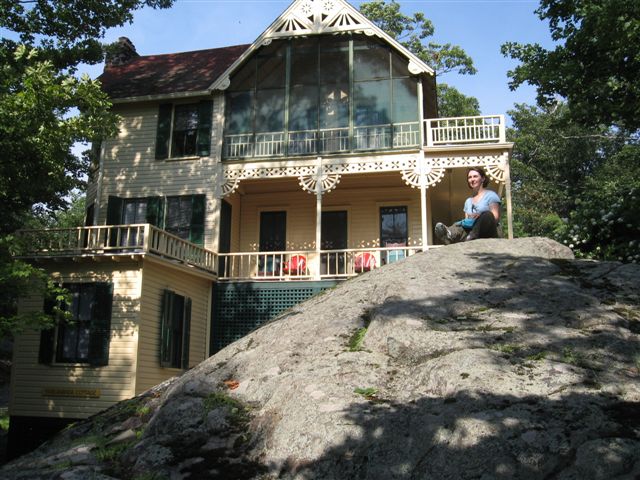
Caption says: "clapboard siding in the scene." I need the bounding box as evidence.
[10,261,142,419]
[238,182,423,251]
[96,95,225,251]
[136,259,211,395]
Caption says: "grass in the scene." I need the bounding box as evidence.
[348,327,368,352]
[525,350,548,361]
[354,387,378,399]
[203,392,249,425]
[491,343,522,355]
[94,442,131,462]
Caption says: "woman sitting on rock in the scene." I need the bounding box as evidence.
[435,167,501,244]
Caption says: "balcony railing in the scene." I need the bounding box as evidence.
[424,115,506,147]
[217,246,422,281]
[223,122,421,159]
[15,224,217,273]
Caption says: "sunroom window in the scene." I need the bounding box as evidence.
[223,35,420,159]
[155,101,213,159]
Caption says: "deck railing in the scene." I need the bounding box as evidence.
[217,246,422,281]
[15,226,424,280]
[424,115,506,147]
[15,224,217,273]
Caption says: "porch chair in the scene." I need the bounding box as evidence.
[283,255,307,275]
[354,252,376,273]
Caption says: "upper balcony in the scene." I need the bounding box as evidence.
[223,115,506,160]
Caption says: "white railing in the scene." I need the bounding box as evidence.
[424,115,506,147]
[15,225,217,273]
[217,246,422,281]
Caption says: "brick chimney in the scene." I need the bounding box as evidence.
[105,37,139,67]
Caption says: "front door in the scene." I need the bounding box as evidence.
[321,210,347,275]
[380,206,407,264]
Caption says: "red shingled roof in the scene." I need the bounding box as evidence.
[99,44,250,99]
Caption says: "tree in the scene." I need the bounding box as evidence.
[0,0,174,335]
[437,84,480,118]
[360,0,481,117]
[502,0,640,131]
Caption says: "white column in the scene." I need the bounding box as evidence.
[504,157,514,239]
[419,152,429,251]
[314,157,323,280]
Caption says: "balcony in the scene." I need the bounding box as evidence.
[222,115,506,160]
[15,225,217,274]
[15,226,425,281]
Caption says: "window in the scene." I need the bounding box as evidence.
[380,206,408,264]
[155,101,213,159]
[223,35,419,158]
[259,211,286,275]
[107,194,205,245]
[39,283,113,366]
[160,290,191,369]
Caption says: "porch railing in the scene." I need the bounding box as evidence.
[217,246,422,281]
[424,115,506,147]
[14,224,217,273]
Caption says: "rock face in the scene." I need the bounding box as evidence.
[3,238,640,479]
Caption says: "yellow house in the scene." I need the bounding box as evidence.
[9,0,513,457]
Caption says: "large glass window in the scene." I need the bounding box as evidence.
[39,283,113,366]
[223,35,420,158]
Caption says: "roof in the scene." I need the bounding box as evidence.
[99,44,249,100]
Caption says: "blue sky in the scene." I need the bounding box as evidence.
[90,0,554,119]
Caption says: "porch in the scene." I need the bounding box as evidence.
[14,224,422,281]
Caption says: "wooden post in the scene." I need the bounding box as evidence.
[314,157,323,280]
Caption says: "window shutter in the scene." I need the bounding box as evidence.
[88,283,113,366]
[146,196,165,227]
[181,298,191,369]
[155,103,173,160]
[189,195,206,245]
[106,196,123,225]
[160,290,173,367]
[38,294,57,365]
[196,100,213,157]
[106,196,123,247]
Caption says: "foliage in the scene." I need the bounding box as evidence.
[502,0,640,131]
[348,327,368,352]
[558,145,640,262]
[0,409,9,431]
[354,387,378,398]
[507,103,611,238]
[437,83,481,117]
[0,1,173,335]
[360,0,476,77]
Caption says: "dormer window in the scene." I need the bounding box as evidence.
[155,101,213,159]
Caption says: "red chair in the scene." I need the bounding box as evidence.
[354,252,376,273]
[283,255,306,275]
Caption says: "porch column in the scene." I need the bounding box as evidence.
[504,157,514,239]
[314,157,323,280]
[419,152,429,251]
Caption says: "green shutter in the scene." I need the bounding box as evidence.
[106,196,123,246]
[155,103,173,160]
[181,298,191,369]
[160,290,173,367]
[38,294,57,365]
[196,100,213,157]
[189,195,206,245]
[106,196,123,225]
[88,283,113,366]
[146,196,165,227]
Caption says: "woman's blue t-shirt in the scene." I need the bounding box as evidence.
[464,190,501,215]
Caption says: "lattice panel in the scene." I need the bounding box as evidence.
[212,282,335,352]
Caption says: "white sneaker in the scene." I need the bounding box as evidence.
[435,222,452,245]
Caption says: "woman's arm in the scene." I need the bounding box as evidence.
[489,202,500,222]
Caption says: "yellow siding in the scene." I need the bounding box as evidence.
[136,258,211,395]
[96,95,225,251]
[10,261,142,419]
[238,177,424,250]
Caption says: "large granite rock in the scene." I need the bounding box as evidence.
[3,238,640,479]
